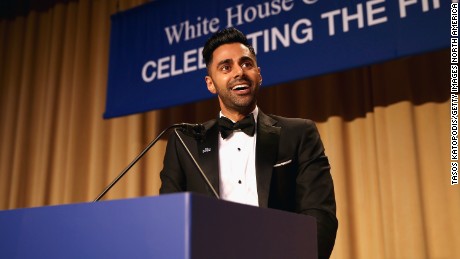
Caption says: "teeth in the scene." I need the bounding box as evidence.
[232,84,249,90]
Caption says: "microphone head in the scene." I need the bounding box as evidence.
[178,123,205,140]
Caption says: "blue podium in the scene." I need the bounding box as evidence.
[0,193,317,258]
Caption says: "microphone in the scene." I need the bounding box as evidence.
[93,122,213,202]
[173,128,220,199]
[178,123,205,140]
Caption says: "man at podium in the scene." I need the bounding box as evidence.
[160,27,338,259]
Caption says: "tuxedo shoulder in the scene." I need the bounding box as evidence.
[267,114,317,129]
[202,118,217,130]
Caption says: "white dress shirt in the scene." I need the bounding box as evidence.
[218,107,259,206]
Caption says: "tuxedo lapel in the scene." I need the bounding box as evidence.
[197,120,220,195]
[195,113,280,203]
[256,112,280,208]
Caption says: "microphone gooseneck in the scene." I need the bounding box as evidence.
[93,123,207,202]
[174,129,220,199]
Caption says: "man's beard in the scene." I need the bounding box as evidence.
[215,77,259,114]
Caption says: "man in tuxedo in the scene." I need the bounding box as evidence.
[160,27,338,258]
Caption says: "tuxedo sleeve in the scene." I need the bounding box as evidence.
[296,120,338,259]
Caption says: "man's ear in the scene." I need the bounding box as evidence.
[205,76,217,94]
[258,67,262,86]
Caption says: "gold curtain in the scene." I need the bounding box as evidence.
[0,0,457,258]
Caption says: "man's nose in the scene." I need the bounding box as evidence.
[233,65,244,78]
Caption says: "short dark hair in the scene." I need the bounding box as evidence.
[202,27,256,68]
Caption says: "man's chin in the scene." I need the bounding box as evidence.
[232,101,257,113]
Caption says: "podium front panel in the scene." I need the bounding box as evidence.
[0,193,317,258]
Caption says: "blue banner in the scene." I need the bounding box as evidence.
[105,0,448,118]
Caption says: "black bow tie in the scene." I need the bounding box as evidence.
[218,114,255,139]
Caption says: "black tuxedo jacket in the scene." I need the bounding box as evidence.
[160,110,338,258]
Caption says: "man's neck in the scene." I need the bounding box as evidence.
[220,106,258,122]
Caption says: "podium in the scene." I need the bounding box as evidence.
[0,193,317,258]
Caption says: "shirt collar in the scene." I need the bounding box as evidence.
[219,106,259,124]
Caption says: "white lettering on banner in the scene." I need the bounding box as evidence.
[399,0,440,18]
[321,0,387,36]
[226,0,295,27]
[157,56,171,79]
[246,19,313,53]
[367,0,388,26]
[142,47,206,83]
[302,0,318,4]
[183,49,198,73]
[342,3,365,32]
[146,0,446,83]
[164,17,220,45]
[143,18,312,83]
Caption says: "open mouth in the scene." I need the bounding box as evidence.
[232,84,249,91]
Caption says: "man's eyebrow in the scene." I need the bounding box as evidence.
[216,59,232,67]
[239,56,255,63]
